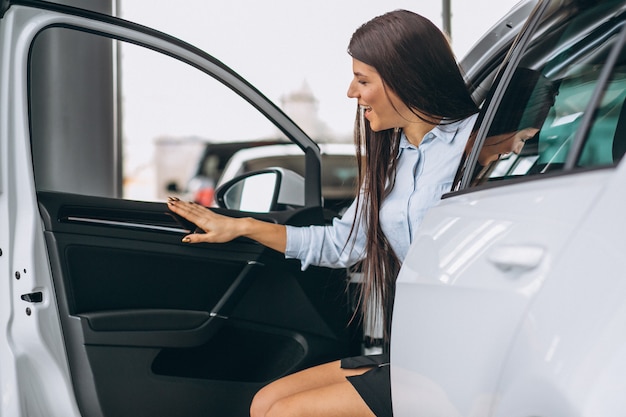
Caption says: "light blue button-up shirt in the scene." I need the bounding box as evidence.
[285,114,477,270]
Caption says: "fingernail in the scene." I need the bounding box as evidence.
[182,237,191,243]
[168,196,180,202]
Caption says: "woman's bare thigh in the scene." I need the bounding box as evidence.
[250,360,374,417]
[266,379,375,417]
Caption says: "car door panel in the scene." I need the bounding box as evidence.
[490,164,626,417]
[38,191,360,417]
[0,3,361,416]
[392,170,610,416]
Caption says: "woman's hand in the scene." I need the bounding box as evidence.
[167,197,287,252]
[167,197,245,244]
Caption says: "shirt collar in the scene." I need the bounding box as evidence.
[397,116,474,157]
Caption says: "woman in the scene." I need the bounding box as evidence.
[168,9,479,417]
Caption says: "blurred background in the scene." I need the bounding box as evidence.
[113,1,521,200]
[119,1,520,138]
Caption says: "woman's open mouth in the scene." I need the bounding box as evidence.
[359,105,372,119]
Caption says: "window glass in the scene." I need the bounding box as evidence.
[579,57,626,166]
[468,1,626,186]
[29,27,287,202]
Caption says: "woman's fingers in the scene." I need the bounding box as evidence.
[182,232,211,244]
[167,198,210,228]
[167,197,208,223]
[167,197,240,244]
[167,196,286,253]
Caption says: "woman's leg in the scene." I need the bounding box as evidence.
[250,360,375,417]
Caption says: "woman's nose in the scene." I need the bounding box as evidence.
[347,80,358,99]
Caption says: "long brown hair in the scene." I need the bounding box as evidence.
[347,10,479,343]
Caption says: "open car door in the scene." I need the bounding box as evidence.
[0,2,361,417]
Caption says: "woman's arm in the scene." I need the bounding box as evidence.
[167,198,286,253]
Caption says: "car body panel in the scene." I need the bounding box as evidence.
[0,5,83,417]
[492,160,626,417]
[392,168,611,416]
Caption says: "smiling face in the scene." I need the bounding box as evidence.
[347,58,412,132]
[347,58,438,145]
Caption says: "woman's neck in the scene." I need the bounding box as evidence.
[403,119,438,147]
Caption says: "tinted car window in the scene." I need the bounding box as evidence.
[468,0,626,186]
[580,59,626,166]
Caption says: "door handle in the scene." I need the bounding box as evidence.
[210,260,264,319]
[488,245,545,272]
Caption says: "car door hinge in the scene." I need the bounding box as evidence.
[21,292,43,303]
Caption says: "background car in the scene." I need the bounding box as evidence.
[391,1,626,416]
[216,143,359,216]
[167,139,288,206]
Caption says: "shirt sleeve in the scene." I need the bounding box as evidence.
[285,196,367,270]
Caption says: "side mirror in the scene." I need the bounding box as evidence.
[215,168,304,212]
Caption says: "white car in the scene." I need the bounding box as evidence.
[217,143,358,215]
[4,0,619,416]
[391,1,626,416]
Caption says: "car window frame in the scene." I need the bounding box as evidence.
[23,0,324,207]
[450,0,626,196]
[458,0,549,191]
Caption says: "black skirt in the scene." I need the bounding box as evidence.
[341,353,392,417]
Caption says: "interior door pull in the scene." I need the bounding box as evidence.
[210,260,264,319]
[488,245,545,272]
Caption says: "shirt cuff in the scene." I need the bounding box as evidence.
[285,225,313,270]
[285,225,304,259]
